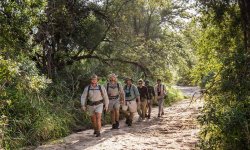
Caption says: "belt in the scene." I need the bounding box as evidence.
[109,95,119,100]
[125,98,136,101]
[87,99,103,106]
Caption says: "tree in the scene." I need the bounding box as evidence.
[33,0,194,80]
[194,0,250,149]
[0,0,46,59]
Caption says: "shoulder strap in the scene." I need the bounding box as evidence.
[98,85,104,97]
[107,83,109,93]
[86,85,91,99]
[132,85,136,95]
[86,85,104,99]
[117,83,120,92]
[124,85,132,92]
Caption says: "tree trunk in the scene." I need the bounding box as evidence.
[238,0,250,53]
[238,1,250,146]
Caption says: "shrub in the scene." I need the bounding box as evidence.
[164,86,184,106]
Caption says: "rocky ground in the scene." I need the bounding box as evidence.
[36,86,203,150]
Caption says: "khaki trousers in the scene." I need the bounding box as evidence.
[137,99,147,119]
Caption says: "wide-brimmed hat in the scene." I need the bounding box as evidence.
[108,73,118,78]
[138,79,143,83]
[124,77,133,82]
[90,74,98,80]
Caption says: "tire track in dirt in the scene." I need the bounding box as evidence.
[36,86,203,150]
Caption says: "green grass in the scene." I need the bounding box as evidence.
[164,86,184,106]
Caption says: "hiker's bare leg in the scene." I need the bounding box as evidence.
[111,110,115,124]
[96,113,102,131]
[158,99,164,116]
[91,114,97,131]
[115,108,119,122]
[137,103,142,118]
[121,109,129,118]
[158,99,162,116]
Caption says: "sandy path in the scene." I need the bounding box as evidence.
[36,86,203,150]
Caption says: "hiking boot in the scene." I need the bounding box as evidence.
[158,114,161,118]
[125,119,129,125]
[161,111,164,116]
[137,117,142,122]
[128,119,132,126]
[93,130,97,135]
[95,131,101,137]
[111,124,116,129]
[115,121,120,129]
[148,114,151,119]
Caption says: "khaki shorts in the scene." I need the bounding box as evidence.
[108,99,120,111]
[122,100,137,113]
[87,103,103,116]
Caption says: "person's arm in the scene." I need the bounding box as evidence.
[154,85,157,97]
[119,83,125,104]
[101,85,109,110]
[163,84,167,95]
[154,85,159,101]
[134,85,140,103]
[81,86,88,111]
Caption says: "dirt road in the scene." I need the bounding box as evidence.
[36,86,203,150]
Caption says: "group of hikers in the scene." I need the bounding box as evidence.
[81,74,167,137]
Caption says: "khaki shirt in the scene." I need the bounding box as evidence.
[124,84,140,101]
[105,82,125,101]
[81,84,109,107]
[154,84,167,99]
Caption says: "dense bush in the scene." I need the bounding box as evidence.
[193,1,250,149]
[164,86,184,106]
[0,58,78,149]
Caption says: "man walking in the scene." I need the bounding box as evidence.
[81,75,109,137]
[137,79,149,120]
[106,73,125,129]
[145,80,155,119]
[122,78,140,126]
[154,79,167,118]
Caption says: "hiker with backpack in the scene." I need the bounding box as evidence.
[81,75,109,137]
[106,73,125,129]
[137,79,149,121]
[145,80,155,119]
[154,79,167,118]
[122,77,140,126]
